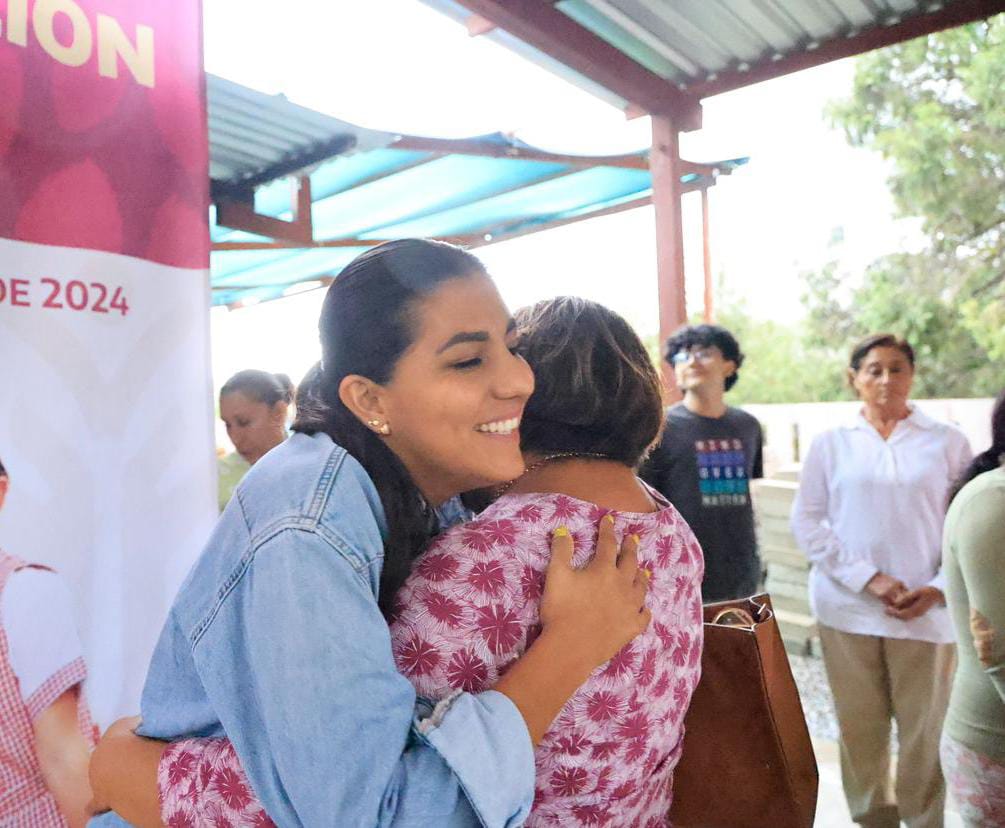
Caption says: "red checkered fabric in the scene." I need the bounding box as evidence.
[0,551,97,826]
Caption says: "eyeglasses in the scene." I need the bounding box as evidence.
[671,347,718,366]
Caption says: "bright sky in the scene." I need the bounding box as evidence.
[204,0,923,428]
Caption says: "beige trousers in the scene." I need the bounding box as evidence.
[818,625,955,828]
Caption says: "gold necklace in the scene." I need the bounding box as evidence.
[494,451,613,498]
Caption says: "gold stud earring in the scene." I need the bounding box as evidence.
[367,419,391,436]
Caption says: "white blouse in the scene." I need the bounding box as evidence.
[791,407,972,643]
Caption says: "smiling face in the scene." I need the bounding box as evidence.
[850,346,915,411]
[219,391,288,465]
[375,274,534,504]
[671,344,736,395]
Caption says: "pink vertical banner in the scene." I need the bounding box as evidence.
[0,0,217,724]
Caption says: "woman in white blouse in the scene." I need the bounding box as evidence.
[791,333,972,828]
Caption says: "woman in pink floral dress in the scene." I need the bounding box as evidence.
[155,297,705,827]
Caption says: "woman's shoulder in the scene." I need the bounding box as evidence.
[946,469,1005,568]
[238,433,377,515]
[419,493,594,575]
[802,424,854,463]
[952,467,1005,516]
[485,490,685,523]
[434,491,687,568]
[224,433,387,565]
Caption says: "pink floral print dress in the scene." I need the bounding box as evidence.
[158,490,704,828]
[939,732,1005,827]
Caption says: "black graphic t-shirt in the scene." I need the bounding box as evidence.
[640,403,764,602]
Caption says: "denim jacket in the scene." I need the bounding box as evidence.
[91,432,534,827]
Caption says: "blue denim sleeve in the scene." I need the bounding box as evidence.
[193,527,534,828]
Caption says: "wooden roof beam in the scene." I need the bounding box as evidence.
[448,0,702,130]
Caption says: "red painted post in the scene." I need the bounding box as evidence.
[650,115,687,398]
[702,187,714,323]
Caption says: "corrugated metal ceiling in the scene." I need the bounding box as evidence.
[422,0,986,100]
[207,74,395,191]
[556,0,943,88]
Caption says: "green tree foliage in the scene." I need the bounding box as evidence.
[825,14,1005,366]
[714,304,847,405]
[667,17,1005,405]
[641,310,849,405]
[802,254,1003,398]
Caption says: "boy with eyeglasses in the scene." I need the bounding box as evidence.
[641,324,764,602]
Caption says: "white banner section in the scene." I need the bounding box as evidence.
[0,236,216,726]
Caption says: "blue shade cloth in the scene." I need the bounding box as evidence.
[208,82,748,307]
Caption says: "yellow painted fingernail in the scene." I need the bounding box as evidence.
[631,533,640,545]
[604,514,615,525]
[554,526,569,537]
[643,569,652,580]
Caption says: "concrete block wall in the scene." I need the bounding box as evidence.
[751,475,818,655]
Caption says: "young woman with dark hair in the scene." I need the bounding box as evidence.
[216,369,294,510]
[88,242,649,827]
[940,388,1005,827]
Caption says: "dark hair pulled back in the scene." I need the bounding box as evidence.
[848,333,915,372]
[220,370,294,407]
[514,297,663,467]
[293,239,488,617]
[949,388,1005,504]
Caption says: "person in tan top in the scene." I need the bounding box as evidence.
[940,388,1005,828]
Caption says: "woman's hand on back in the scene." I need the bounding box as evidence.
[494,515,650,744]
[540,514,651,664]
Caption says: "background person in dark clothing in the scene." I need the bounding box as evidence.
[641,324,764,602]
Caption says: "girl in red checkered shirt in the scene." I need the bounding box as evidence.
[0,456,98,826]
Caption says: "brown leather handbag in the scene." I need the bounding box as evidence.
[668,593,818,828]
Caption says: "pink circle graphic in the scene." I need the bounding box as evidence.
[16,159,124,252]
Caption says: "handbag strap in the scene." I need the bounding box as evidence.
[710,607,756,627]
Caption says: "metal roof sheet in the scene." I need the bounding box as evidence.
[559,0,985,88]
[207,74,395,192]
[422,1,1003,105]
